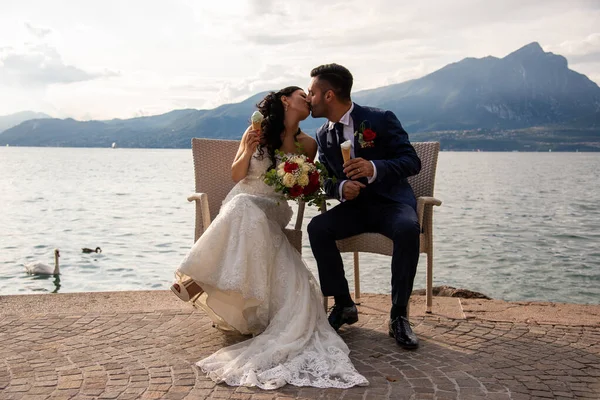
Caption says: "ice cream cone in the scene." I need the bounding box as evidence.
[340,140,352,163]
[251,111,264,131]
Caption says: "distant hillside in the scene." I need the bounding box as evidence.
[354,42,600,132]
[0,111,51,133]
[2,42,599,151]
[0,94,327,148]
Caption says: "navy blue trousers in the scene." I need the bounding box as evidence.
[307,193,420,308]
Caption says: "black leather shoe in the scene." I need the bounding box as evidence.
[389,316,419,349]
[328,303,358,331]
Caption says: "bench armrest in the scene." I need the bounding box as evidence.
[187,193,211,241]
[416,196,442,228]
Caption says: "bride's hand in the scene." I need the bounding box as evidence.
[243,128,261,154]
[232,127,261,182]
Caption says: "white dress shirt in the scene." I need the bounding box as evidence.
[328,103,377,201]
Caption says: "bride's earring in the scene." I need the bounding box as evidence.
[284,104,288,112]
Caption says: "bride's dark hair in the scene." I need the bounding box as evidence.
[255,86,302,169]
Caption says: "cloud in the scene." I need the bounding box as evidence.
[25,22,52,39]
[569,52,600,64]
[245,33,308,46]
[0,21,119,89]
[0,41,118,88]
[548,33,600,64]
[248,0,289,17]
[207,64,308,107]
[168,83,223,93]
[239,1,424,49]
[2,0,599,119]
[383,62,432,86]
[314,27,423,49]
[164,81,226,110]
[241,25,423,51]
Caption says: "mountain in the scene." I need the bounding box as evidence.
[0,111,51,133]
[0,93,326,148]
[2,42,599,150]
[353,42,600,133]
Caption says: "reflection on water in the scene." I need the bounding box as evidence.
[25,274,61,293]
[51,275,61,293]
[1,147,599,304]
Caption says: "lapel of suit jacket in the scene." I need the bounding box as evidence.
[350,103,363,157]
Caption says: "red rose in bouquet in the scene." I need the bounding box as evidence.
[290,185,303,198]
[303,171,320,195]
[284,162,298,173]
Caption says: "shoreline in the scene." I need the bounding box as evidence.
[3,145,600,152]
[2,290,599,326]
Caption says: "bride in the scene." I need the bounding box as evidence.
[170,86,369,390]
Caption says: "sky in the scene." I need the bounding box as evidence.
[0,0,599,121]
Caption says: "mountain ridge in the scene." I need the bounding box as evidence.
[2,42,599,151]
[0,111,52,133]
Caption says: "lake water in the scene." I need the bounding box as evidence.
[1,147,599,304]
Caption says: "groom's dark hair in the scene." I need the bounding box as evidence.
[310,63,353,102]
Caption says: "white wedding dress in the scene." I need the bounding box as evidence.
[175,151,368,390]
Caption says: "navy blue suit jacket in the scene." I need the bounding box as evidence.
[315,103,421,209]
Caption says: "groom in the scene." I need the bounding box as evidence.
[306,63,422,349]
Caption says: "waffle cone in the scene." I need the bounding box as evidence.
[341,147,351,163]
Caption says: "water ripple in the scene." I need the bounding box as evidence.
[1,148,599,304]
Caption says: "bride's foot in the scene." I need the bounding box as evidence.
[171,279,203,302]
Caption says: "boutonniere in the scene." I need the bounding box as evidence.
[354,120,376,148]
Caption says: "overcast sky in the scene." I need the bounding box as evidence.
[0,0,598,120]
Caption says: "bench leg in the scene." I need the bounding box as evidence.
[353,252,361,305]
[426,251,433,313]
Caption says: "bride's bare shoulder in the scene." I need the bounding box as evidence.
[297,132,317,158]
[297,131,316,143]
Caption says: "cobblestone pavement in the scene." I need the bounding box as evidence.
[0,292,598,399]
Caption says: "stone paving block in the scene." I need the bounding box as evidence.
[140,391,168,399]
[229,394,252,400]
[485,394,511,400]
[184,388,214,398]
[0,292,599,399]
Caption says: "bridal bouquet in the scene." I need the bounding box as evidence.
[264,151,328,209]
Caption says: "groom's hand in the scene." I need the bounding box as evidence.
[342,181,366,201]
[343,158,374,180]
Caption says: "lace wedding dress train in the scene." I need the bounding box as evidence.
[175,151,368,390]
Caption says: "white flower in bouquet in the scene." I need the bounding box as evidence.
[297,174,309,187]
[282,173,296,188]
[290,155,305,166]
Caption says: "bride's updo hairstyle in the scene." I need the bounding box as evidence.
[256,86,302,170]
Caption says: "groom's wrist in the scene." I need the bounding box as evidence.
[367,161,377,184]
[338,180,348,202]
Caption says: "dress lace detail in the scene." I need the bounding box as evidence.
[176,152,368,390]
